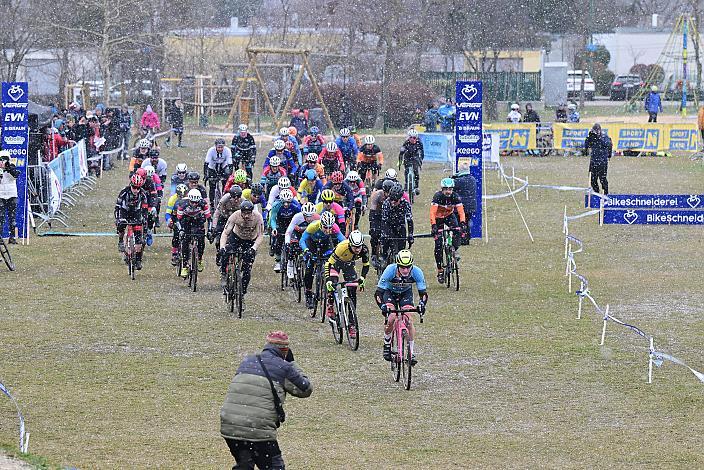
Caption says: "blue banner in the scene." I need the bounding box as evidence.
[418,133,452,163]
[455,81,483,238]
[586,194,704,210]
[603,209,704,225]
[1,82,29,239]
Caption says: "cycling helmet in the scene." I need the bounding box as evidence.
[288,126,297,136]
[138,138,151,149]
[345,170,360,182]
[396,249,414,267]
[305,169,317,180]
[229,185,243,198]
[277,176,291,190]
[385,168,398,180]
[407,129,418,138]
[382,179,395,192]
[238,123,248,133]
[273,139,286,151]
[234,169,247,183]
[306,153,318,163]
[187,171,200,181]
[285,140,295,151]
[149,149,160,158]
[176,184,188,197]
[135,168,147,178]
[279,188,294,202]
[240,200,255,212]
[310,126,319,135]
[279,127,289,137]
[215,138,226,146]
[250,182,263,196]
[130,174,145,187]
[441,177,455,188]
[330,171,344,184]
[301,202,316,217]
[363,135,375,145]
[320,189,336,203]
[389,183,404,201]
[269,155,281,167]
[320,211,336,228]
[145,166,155,177]
[176,163,188,173]
[339,128,350,137]
[187,188,202,202]
[242,188,252,200]
[348,230,364,247]
[326,141,337,152]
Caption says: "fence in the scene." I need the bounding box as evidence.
[421,71,542,102]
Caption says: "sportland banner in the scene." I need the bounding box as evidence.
[553,123,699,152]
[1,82,29,239]
[482,123,537,150]
[455,80,483,238]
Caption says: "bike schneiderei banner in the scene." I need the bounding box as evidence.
[455,81,483,238]
[1,82,29,239]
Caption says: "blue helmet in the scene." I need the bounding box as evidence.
[310,126,319,135]
[441,177,455,188]
[305,169,317,180]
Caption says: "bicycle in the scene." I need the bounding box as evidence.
[224,247,245,318]
[280,241,289,291]
[359,163,379,198]
[376,236,406,277]
[403,163,416,204]
[439,227,460,291]
[122,223,143,280]
[0,237,15,271]
[293,250,304,303]
[176,232,187,278]
[183,233,201,292]
[308,247,331,320]
[387,305,424,390]
[329,281,360,351]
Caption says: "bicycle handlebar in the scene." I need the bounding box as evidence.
[385,306,425,323]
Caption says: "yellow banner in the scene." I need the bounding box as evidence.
[482,123,537,150]
[551,123,699,152]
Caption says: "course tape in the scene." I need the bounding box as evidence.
[0,381,29,453]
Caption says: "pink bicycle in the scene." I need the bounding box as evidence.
[387,305,424,390]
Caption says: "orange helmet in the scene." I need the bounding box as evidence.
[288,126,297,137]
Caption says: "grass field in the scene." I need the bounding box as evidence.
[1,132,703,469]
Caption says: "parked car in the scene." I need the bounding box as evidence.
[610,75,643,100]
[567,70,595,100]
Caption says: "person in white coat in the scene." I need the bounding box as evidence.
[0,150,20,243]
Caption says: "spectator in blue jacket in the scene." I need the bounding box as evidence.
[424,103,438,132]
[645,85,663,122]
[584,123,612,195]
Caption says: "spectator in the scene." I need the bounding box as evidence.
[424,102,438,132]
[289,110,308,137]
[118,104,133,158]
[165,99,185,148]
[220,331,312,469]
[644,85,663,122]
[438,98,456,132]
[567,103,580,123]
[86,113,105,176]
[67,101,84,120]
[0,150,20,243]
[507,103,522,123]
[452,161,477,244]
[584,123,612,195]
[411,106,424,125]
[555,102,568,123]
[43,126,74,162]
[140,104,161,137]
[523,103,540,123]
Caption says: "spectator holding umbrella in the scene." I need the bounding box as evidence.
[644,85,663,122]
[584,123,612,195]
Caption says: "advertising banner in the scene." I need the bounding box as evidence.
[455,81,483,238]
[419,133,453,163]
[482,123,537,150]
[586,193,704,210]
[1,82,29,238]
[603,208,704,225]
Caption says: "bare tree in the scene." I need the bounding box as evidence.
[0,0,48,82]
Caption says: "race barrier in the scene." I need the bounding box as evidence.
[0,380,29,453]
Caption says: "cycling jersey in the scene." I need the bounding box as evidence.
[260,168,287,191]
[266,185,298,210]
[264,150,298,175]
[335,136,359,159]
[296,162,325,182]
[348,181,367,205]
[321,181,354,210]
[164,193,184,224]
[141,158,168,179]
[170,173,188,194]
[223,177,250,194]
[317,148,345,173]
[213,193,242,226]
[324,239,370,279]
[269,199,302,231]
[399,139,424,165]
[297,178,323,203]
[377,264,427,294]
[314,201,345,225]
[299,219,345,251]
[129,155,148,174]
[303,134,325,154]
[381,199,413,234]
[177,199,212,229]
[357,144,384,164]
[231,134,256,159]
[430,191,465,225]
[115,186,149,223]
[285,212,320,244]
[204,146,233,170]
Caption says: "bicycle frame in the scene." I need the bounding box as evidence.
[386,306,423,389]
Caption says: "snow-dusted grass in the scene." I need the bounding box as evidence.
[1,133,702,468]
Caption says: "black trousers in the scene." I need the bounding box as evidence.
[0,197,17,236]
[648,112,658,123]
[224,438,284,470]
[590,164,609,195]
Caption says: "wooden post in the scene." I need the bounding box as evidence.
[227,57,254,127]
[302,52,335,134]
[250,56,278,132]
[278,63,306,131]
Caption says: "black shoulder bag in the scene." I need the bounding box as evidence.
[256,354,286,427]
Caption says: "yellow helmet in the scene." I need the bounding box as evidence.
[395,250,414,267]
[321,189,336,203]
[242,188,252,201]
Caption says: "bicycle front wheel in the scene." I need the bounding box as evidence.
[452,254,460,291]
[128,235,136,280]
[402,331,413,390]
[295,257,303,303]
[344,297,359,351]
[0,241,15,271]
[227,258,236,314]
[331,299,343,344]
[444,246,452,289]
[236,263,244,318]
[190,241,198,292]
[391,332,401,383]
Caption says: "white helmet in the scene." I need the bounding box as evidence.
[345,170,360,182]
[340,128,351,137]
[306,153,318,162]
[187,188,202,202]
[145,166,155,177]
[385,168,398,180]
[511,103,520,110]
[326,141,338,152]
[364,135,375,145]
[269,156,281,167]
[277,176,291,189]
[279,188,294,202]
[138,138,151,149]
[274,139,286,151]
[320,211,336,228]
[279,127,289,137]
[348,230,364,247]
[301,202,316,217]
[407,129,418,138]
[568,103,577,110]
[651,85,658,92]
[238,123,248,132]
[176,163,188,173]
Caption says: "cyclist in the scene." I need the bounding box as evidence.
[284,202,319,279]
[260,155,287,199]
[297,169,323,204]
[297,152,325,182]
[398,129,424,196]
[344,171,367,230]
[170,163,189,195]
[129,138,152,175]
[187,171,208,200]
[230,123,257,179]
[115,173,150,270]
[218,200,264,293]
[204,138,233,205]
[165,183,189,265]
[318,141,345,178]
[375,249,427,363]
[224,168,250,193]
[314,188,346,232]
[324,230,369,328]
[299,211,345,309]
[373,167,399,191]
[368,179,395,266]
[302,126,325,155]
[276,126,300,163]
[269,188,301,272]
[380,183,414,265]
[430,178,467,284]
[213,185,243,266]
[141,148,168,182]
[266,176,298,211]
[287,126,303,165]
[321,170,354,214]
[349,126,362,148]
[336,127,359,171]
[176,189,212,277]
[143,166,164,232]
[248,182,267,210]
[357,135,383,187]
[264,139,298,179]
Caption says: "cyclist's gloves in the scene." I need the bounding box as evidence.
[418,301,426,315]
[380,303,389,317]
[325,280,334,292]
[285,349,294,362]
[358,277,365,290]
[431,224,438,236]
